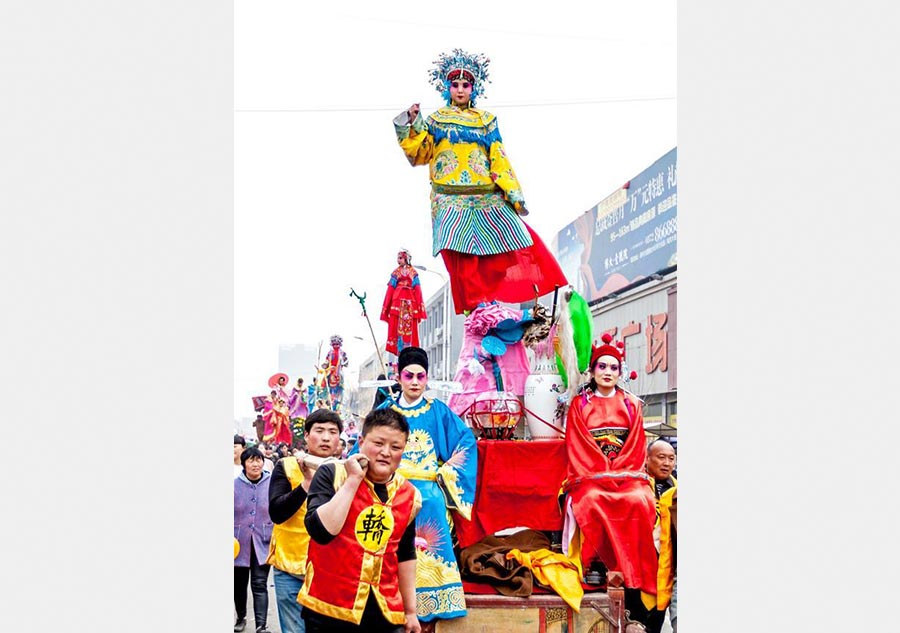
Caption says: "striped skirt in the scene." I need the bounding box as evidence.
[430,186,533,257]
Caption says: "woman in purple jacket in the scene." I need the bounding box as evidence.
[234,446,274,633]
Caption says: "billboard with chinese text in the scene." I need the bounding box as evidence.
[593,286,673,396]
[556,148,677,302]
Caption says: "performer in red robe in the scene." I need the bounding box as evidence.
[562,334,658,607]
[263,391,294,447]
[324,335,348,411]
[380,248,427,355]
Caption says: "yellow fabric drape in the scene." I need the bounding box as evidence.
[506,548,584,612]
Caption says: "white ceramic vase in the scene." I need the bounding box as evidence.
[523,373,565,439]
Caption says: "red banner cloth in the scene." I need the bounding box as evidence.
[455,439,567,549]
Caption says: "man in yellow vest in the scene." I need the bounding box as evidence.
[645,439,677,633]
[267,409,343,633]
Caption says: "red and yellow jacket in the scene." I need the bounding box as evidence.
[297,466,421,625]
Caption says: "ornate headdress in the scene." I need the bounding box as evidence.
[397,247,411,264]
[590,332,625,366]
[590,332,639,382]
[330,334,343,347]
[428,48,491,106]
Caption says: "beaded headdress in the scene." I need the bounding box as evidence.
[428,48,491,106]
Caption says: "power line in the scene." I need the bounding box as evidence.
[235,95,675,114]
[333,13,676,46]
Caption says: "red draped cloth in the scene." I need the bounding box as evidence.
[564,389,657,595]
[441,223,567,314]
[455,439,566,549]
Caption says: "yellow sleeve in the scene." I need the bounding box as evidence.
[486,113,525,212]
[489,136,526,210]
[394,111,434,167]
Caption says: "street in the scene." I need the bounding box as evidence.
[236,575,280,633]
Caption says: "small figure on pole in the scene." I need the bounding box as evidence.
[323,335,348,412]
[380,248,427,355]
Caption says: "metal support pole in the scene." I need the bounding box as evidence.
[444,281,450,380]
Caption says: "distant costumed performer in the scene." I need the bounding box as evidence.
[264,373,294,446]
[324,335,348,411]
[380,248,427,355]
[394,49,567,313]
[288,376,309,421]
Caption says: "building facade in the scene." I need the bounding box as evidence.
[555,148,678,438]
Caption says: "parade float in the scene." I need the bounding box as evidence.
[243,47,671,633]
[378,48,658,633]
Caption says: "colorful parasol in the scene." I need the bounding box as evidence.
[268,373,289,389]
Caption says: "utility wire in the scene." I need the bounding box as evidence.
[235,95,675,114]
[332,12,676,46]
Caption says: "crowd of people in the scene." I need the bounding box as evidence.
[234,344,677,633]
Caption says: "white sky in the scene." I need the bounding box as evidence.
[234,1,676,421]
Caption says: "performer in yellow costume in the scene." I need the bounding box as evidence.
[393,49,566,314]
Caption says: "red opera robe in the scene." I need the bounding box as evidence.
[563,388,658,595]
[263,400,293,446]
[380,265,427,355]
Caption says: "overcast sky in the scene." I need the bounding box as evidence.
[234,1,677,420]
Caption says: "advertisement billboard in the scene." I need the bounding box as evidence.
[556,148,677,302]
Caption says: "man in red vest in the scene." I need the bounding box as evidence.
[298,407,422,633]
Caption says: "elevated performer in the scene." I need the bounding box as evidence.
[380,248,427,356]
[393,48,566,314]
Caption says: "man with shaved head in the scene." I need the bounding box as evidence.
[646,439,676,502]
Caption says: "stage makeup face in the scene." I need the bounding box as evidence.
[449,79,473,107]
[399,364,427,401]
[592,355,621,396]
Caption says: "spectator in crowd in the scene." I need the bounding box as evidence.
[267,408,343,633]
[297,407,422,633]
[646,439,676,512]
[372,373,400,411]
[253,414,266,443]
[644,439,677,633]
[234,435,247,479]
[234,447,274,633]
[258,442,276,472]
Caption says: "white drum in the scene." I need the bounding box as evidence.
[523,373,565,439]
